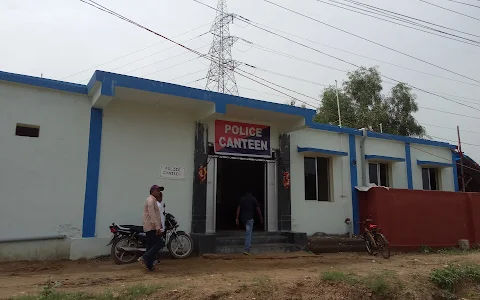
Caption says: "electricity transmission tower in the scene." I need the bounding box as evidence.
[205,0,239,95]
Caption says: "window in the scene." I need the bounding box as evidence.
[369,163,389,187]
[304,157,330,201]
[15,123,40,137]
[422,168,439,190]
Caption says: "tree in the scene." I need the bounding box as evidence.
[314,66,425,137]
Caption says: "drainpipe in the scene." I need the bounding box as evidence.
[359,128,368,186]
[0,235,66,243]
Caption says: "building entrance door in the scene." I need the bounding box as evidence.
[215,158,266,231]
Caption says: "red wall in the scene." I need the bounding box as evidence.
[358,188,480,250]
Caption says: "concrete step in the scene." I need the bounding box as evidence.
[215,243,298,254]
[215,231,282,237]
[216,235,288,246]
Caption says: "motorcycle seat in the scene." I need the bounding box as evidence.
[119,225,144,233]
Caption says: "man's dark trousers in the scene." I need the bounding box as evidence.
[142,230,165,269]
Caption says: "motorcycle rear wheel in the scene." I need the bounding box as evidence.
[168,231,193,259]
[111,236,140,264]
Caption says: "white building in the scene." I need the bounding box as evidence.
[0,70,458,260]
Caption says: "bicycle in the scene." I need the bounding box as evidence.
[361,218,390,259]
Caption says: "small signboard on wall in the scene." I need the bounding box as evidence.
[214,120,271,158]
[159,165,186,180]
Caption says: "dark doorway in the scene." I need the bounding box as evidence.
[216,158,265,231]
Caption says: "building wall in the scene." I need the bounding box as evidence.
[289,129,352,236]
[410,144,455,191]
[0,239,71,261]
[94,100,196,238]
[363,137,408,189]
[0,82,90,240]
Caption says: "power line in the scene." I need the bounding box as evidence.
[79,0,318,110]
[141,56,205,78]
[422,123,480,135]
[194,0,480,111]
[166,68,208,82]
[263,0,480,84]
[430,135,480,146]
[419,0,480,21]
[314,0,480,46]
[442,0,480,9]
[184,76,207,85]
[335,0,480,38]
[242,18,480,111]
[238,39,480,101]
[237,67,320,103]
[78,37,210,83]
[243,63,327,87]
[239,39,349,73]
[109,33,209,73]
[60,22,211,81]
[127,44,209,76]
[233,23,480,89]
[419,106,480,119]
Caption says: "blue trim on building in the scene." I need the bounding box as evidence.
[82,108,103,238]
[452,151,459,192]
[417,160,454,168]
[297,146,348,156]
[88,71,313,118]
[306,120,361,135]
[348,134,359,235]
[365,155,405,162]
[0,69,456,150]
[405,143,413,190]
[367,131,456,149]
[0,70,87,94]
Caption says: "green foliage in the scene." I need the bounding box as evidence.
[321,270,402,298]
[315,66,425,137]
[321,271,358,285]
[11,284,159,300]
[430,264,480,292]
[364,275,394,297]
[419,245,433,253]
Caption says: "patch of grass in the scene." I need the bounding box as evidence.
[11,284,160,300]
[251,276,274,295]
[321,271,358,285]
[436,248,480,255]
[362,271,403,298]
[419,245,433,254]
[321,270,402,298]
[430,264,480,292]
[364,275,390,296]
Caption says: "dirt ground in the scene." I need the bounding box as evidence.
[1,251,479,300]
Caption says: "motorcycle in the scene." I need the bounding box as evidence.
[107,208,193,264]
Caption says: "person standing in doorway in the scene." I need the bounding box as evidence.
[236,192,263,255]
[138,185,165,271]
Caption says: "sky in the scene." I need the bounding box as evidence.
[1,0,479,162]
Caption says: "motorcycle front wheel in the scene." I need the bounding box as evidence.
[111,236,140,264]
[167,231,193,259]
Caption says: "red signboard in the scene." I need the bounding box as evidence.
[214,120,271,158]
